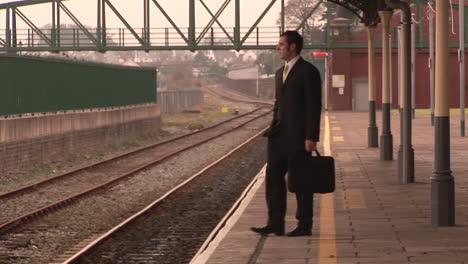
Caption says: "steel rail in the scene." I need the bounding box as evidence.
[203,86,273,107]
[61,126,268,264]
[0,107,263,200]
[190,164,265,263]
[0,109,272,234]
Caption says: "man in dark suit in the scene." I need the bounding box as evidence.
[251,30,322,237]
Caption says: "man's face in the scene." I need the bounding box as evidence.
[277,35,296,61]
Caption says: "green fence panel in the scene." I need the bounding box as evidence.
[0,54,157,116]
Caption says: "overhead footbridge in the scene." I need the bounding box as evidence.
[0,0,419,52]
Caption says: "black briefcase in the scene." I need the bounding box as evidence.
[288,150,335,194]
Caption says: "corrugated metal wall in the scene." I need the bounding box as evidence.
[157,89,204,114]
[0,55,157,116]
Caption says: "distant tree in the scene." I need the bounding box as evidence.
[212,50,237,66]
[278,0,327,43]
[207,61,227,76]
[256,50,281,77]
[194,51,211,67]
[167,70,192,90]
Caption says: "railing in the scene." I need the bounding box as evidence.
[3,24,467,53]
[1,0,466,52]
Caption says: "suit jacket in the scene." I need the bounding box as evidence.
[265,57,322,154]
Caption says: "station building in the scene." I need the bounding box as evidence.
[326,2,468,111]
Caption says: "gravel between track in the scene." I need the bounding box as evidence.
[0,109,268,224]
[81,133,268,264]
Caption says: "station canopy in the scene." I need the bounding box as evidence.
[328,0,392,26]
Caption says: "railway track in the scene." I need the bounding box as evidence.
[0,109,271,263]
[0,84,274,263]
[0,107,271,235]
[58,128,267,264]
[203,85,273,108]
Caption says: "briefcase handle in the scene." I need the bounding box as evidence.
[306,150,321,157]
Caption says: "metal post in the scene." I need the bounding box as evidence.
[324,55,329,111]
[398,25,401,110]
[6,8,10,50]
[386,0,414,184]
[234,0,240,50]
[459,0,465,137]
[432,0,455,226]
[367,25,378,148]
[57,0,60,47]
[281,0,285,34]
[389,33,393,108]
[379,10,393,160]
[144,0,147,45]
[398,24,404,182]
[97,0,101,47]
[256,27,259,46]
[411,13,416,119]
[102,0,106,47]
[12,8,16,48]
[326,1,331,49]
[429,0,435,126]
[52,0,56,48]
[211,27,214,46]
[402,1,414,184]
[144,0,150,49]
[256,67,259,97]
[189,0,196,50]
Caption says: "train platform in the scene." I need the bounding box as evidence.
[192,111,468,264]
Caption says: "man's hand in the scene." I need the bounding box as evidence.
[305,140,317,152]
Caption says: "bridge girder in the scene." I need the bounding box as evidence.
[0,0,405,52]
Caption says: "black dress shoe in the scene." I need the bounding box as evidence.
[286,226,312,237]
[250,225,284,236]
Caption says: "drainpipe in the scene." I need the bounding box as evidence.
[385,0,414,183]
[429,0,435,125]
[459,0,465,137]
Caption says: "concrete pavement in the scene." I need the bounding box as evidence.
[193,111,468,264]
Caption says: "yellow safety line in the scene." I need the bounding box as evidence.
[318,113,337,264]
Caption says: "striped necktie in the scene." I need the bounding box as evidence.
[282,63,289,83]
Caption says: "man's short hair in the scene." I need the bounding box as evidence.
[280,30,303,54]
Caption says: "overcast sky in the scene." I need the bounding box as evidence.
[0,0,286,29]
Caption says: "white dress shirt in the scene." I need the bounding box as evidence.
[284,55,301,79]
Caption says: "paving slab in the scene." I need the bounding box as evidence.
[194,111,468,264]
